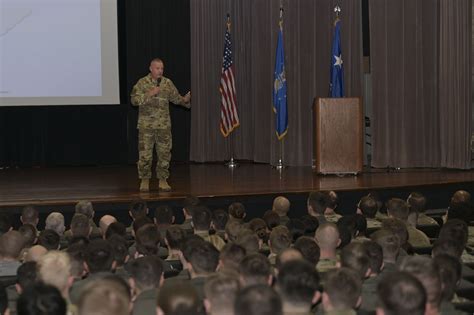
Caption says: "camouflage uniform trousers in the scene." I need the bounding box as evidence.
[137,128,172,180]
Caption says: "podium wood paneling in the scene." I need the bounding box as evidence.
[313,98,363,174]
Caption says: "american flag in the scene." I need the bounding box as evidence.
[219,27,239,137]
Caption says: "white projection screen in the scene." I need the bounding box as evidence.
[0,0,120,106]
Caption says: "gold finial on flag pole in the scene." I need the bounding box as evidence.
[279,6,283,29]
[334,5,341,19]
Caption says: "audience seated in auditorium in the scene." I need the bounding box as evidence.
[45,212,66,238]
[235,228,261,255]
[24,245,47,262]
[433,254,467,314]
[37,229,61,250]
[6,261,37,315]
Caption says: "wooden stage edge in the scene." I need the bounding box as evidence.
[0,163,473,208]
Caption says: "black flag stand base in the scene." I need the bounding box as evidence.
[272,138,286,170]
[226,157,238,169]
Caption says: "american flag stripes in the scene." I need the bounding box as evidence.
[219,25,239,137]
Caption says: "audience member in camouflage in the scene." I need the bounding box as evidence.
[131,58,191,192]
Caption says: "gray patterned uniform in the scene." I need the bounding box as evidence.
[131,74,189,179]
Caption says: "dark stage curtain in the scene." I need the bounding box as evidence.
[370,0,472,169]
[0,0,191,167]
[189,0,363,166]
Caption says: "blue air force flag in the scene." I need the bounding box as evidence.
[273,28,288,140]
[330,19,344,97]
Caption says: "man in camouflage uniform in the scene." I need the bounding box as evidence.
[131,58,191,192]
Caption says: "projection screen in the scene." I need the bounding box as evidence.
[0,0,120,106]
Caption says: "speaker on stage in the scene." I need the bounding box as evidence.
[313,98,363,174]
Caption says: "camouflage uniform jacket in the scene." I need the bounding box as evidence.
[131,74,188,130]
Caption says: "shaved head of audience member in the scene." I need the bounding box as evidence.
[228,202,246,222]
[70,214,92,239]
[399,256,442,315]
[156,280,200,315]
[450,190,471,207]
[15,261,38,294]
[377,271,426,315]
[307,191,329,217]
[37,251,74,299]
[315,223,340,259]
[269,225,292,256]
[204,273,240,315]
[78,277,131,315]
[293,236,320,266]
[45,212,66,236]
[275,248,303,272]
[371,228,401,266]
[126,256,164,295]
[218,243,246,274]
[18,224,37,248]
[239,253,273,287]
[38,229,60,250]
[17,283,66,315]
[234,285,282,315]
[340,242,372,280]
[20,205,39,227]
[75,200,95,219]
[25,245,48,262]
[129,200,148,221]
[272,196,290,217]
[99,215,117,236]
[135,224,161,257]
[357,196,378,218]
[322,268,362,313]
[0,231,26,261]
[182,239,219,278]
[276,260,320,313]
[235,228,260,254]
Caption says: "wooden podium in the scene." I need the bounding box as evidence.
[313,98,363,174]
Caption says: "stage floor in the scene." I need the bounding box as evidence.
[0,163,473,208]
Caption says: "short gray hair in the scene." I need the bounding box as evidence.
[45,212,65,235]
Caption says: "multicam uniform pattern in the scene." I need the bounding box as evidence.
[131,74,189,180]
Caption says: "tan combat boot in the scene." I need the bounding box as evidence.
[158,179,172,191]
[139,179,150,192]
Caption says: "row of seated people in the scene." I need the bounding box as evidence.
[0,189,472,315]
